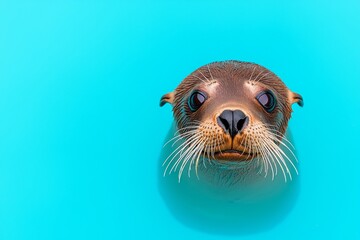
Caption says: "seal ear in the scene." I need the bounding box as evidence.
[289,91,304,107]
[160,92,174,107]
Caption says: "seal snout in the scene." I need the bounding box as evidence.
[217,110,249,138]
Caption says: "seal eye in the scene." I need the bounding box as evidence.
[256,91,276,112]
[188,91,207,112]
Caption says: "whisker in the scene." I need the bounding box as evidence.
[267,134,298,162]
[249,122,300,180]
[172,137,202,176]
[255,71,271,83]
[188,142,204,177]
[240,132,250,157]
[163,130,198,147]
[255,139,270,178]
[259,138,277,180]
[248,65,257,82]
[252,137,265,176]
[163,133,199,165]
[262,137,287,181]
[207,65,214,81]
[178,139,203,181]
[191,74,208,84]
[216,133,223,155]
[198,70,211,83]
[253,70,265,83]
[163,134,200,175]
[264,137,292,181]
[245,134,253,161]
[210,137,216,160]
[265,135,298,175]
[194,143,204,179]
[174,125,200,135]
[263,125,296,149]
[170,130,200,147]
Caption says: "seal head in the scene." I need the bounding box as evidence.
[160,60,303,179]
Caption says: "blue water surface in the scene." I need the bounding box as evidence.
[0,1,359,239]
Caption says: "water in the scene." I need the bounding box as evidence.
[0,1,359,239]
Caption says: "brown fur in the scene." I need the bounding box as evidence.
[161,60,302,162]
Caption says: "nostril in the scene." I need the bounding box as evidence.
[237,117,247,132]
[219,117,230,131]
[217,110,232,132]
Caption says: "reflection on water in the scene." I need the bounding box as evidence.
[158,123,300,236]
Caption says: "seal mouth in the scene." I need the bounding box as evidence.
[213,149,254,161]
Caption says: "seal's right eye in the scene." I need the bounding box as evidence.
[188,91,207,112]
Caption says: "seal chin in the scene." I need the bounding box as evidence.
[213,149,255,161]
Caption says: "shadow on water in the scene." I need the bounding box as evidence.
[158,124,300,236]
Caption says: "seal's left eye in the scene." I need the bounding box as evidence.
[256,91,276,112]
[188,91,207,112]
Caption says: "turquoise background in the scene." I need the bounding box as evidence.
[1,0,359,239]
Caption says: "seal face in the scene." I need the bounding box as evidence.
[160,60,303,180]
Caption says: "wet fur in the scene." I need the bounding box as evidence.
[161,60,302,182]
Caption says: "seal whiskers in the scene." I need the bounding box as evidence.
[163,132,200,174]
[160,60,303,182]
[248,123,298,181]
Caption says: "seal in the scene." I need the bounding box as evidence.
[160,60,303,181]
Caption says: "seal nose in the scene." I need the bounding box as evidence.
[217,110,249,138]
